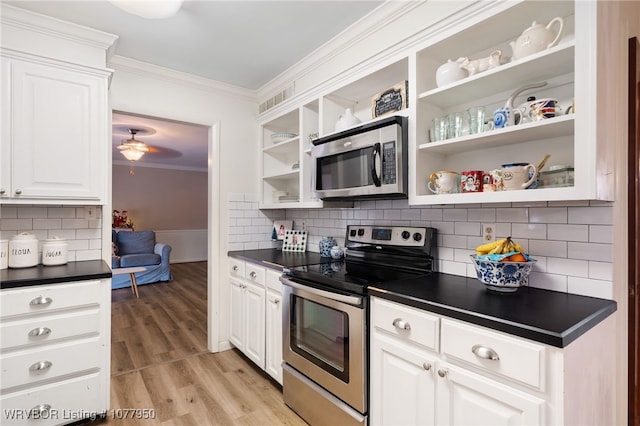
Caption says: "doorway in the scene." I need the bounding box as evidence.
[110,110,221,352]
[628,36,639,426]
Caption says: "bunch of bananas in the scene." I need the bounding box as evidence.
[476,237,524,255]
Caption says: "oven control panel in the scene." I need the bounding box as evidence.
[346,225,429,247]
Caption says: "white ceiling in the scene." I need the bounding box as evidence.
[6,0,383,171]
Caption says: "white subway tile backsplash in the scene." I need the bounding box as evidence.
[529,207,567,223]
[511,223,547,239]
[568,242,613,262]
[568,206,612,225]
[18,207,48,218]
[547,257,589,278]
[47,207,77,218]
[227,194,614,299]
[547,224,589,242]
[33,219,63,230]
[567,277,613,299]
[0,207,18,218]
[589,225,613,243]
[496,207,529,223]
[62,219,89,229]
[529,239,567,257]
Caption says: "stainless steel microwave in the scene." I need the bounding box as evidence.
[311,116,408,200]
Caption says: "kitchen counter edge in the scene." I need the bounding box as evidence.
[1,260,112,289]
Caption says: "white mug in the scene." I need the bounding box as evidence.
[428,171,459,194]
[501,163,538,190]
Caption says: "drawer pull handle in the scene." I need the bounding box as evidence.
[30,296,53,306]
[30,404,52,417]
[392,318,411,331]
[437,369,448,378]
[29,360,53,372]
[472,344,500,360]
[232,265,238,271]
[423,362,431,371]
[249,271,257,279]
[28,327,52,337]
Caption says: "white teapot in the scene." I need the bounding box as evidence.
[334,108,361,132]
[510,17,564,61]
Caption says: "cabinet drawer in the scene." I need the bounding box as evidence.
[1,309,100,351]
[1,280,102,318]
[245,263,265,286]
[265,269,282,292]
[1,373,105,426]
[1,338,102,391]
[441,318,545,390]
[229,258,245,278]
[371,297,439,352]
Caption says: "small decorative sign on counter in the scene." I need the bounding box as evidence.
[371,80,408,118]
[282,230,307,252]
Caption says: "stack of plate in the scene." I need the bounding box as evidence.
[271,132,297,144]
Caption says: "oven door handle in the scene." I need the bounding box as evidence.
[280,276,363,307]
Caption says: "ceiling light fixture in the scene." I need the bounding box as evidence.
[118,129,149,175]
[108,0,184,19]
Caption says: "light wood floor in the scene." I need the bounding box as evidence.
[108,262,307,425]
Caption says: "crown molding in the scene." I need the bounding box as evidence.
[256,1,418,100]
[1,4,118,55]
[108,55,257,101]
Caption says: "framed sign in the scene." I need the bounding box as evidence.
[282,230,307,252]
[272,220,293,241]
[371,80,408,118]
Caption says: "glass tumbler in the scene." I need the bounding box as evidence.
[468,106,486,134]
[449,112,464,138]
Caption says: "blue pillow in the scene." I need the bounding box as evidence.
[117,231,155,255]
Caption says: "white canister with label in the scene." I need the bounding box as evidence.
[8,233,39,268]
[42,237,68,266]
[0,240,8,269]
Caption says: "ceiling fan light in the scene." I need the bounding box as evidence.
[120,148,146,161]
[108,0,184,19]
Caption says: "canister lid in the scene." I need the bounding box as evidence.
[10,232,37,240]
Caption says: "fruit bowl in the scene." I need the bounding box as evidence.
[470,255,537,292]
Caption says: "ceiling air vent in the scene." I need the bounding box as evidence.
[259,84,294,114]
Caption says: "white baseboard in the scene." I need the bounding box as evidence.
[155,229,207,263]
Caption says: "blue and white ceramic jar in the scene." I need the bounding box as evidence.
[319,236,336,258]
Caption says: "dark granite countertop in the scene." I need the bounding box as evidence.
[1,260,112,289]
[228,248,333,270]
[368,272,617,348]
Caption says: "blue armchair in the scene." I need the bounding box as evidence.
[111,230,172,289]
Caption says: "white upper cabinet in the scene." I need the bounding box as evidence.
[0,4,116,205]
[257,0,612,207]
[1,54,110,204]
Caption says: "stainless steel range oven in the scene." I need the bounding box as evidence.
[280,225,436,426]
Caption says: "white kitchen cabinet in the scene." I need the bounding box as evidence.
[228,257,284,383]
[259,103,323,209]
[265,269,283,384]
[0,50,111,204]
[370,296,614,426]
[0,279,110,425]
[228,258,266,369]
[256,0,610,207]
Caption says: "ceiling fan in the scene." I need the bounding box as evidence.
[117,129,149,162]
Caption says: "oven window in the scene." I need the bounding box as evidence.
[290,294,349,382]
[317,147,374,190]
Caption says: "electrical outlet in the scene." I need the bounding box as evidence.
[85,206,96,219]
[482,223,496,242]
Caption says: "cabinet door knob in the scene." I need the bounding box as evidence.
[274,299,280,305]
[0,188,5,195]
[29,360,53,372]
[392,318,411,331]
[249,271,257,279]
[437,369,448,378]
[232,265,238,271]
[30,404,52,417]
[14,189,22,195]
[28,327,52,337]
[472,344,500,360]
[30,296,53,306]
[423,362,431,371]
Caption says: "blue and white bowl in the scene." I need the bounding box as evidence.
[470,255,536,292]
